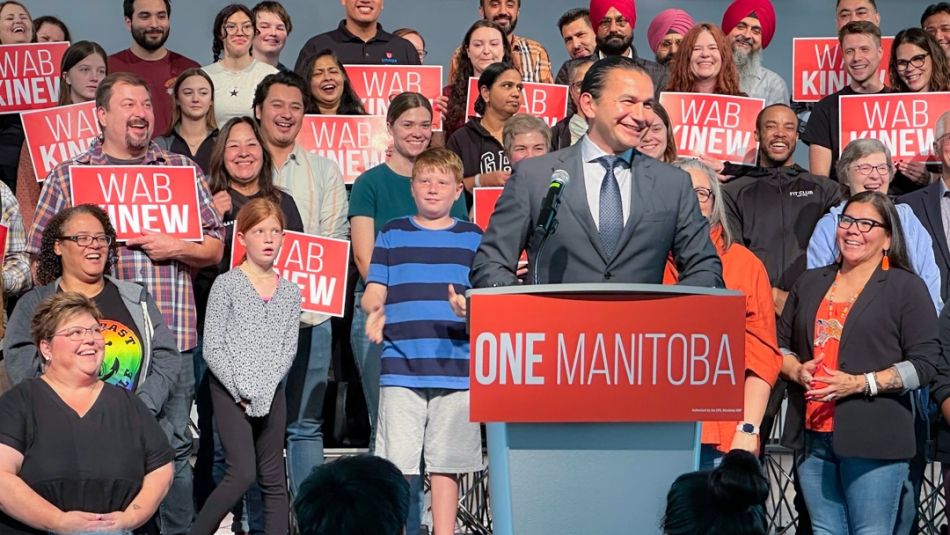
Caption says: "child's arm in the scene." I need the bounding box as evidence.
[362,282,388,344]
[202,276,242,403]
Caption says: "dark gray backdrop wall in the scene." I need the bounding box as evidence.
[28,0,928,85]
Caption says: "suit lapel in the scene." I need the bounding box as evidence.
[614,150,653,256]
[803,268,835,355]
[558,143,610,263]
[923,186,950,269]
[839,268,884,350]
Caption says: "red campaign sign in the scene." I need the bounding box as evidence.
[345,65,445,131]
[792,37,894,102]
[465,77,569,128]
[296,115,391,185]
[660,92,764,165]
[839,92,950,163]
[69,166,204,241]
[0,42,69,113]
[469,289,746,422]
[472,187,527,266]
[21,101,99,181]
[230,229,350,317]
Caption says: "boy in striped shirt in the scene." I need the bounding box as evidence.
[362,148,484,535]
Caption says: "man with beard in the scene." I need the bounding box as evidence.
[646,8,694,67]
[108,0,200,135]
[722,0,788,106]
[26,72,225,535]
[801,21,889,182]
[923,3,950,64]
[554,8,596,85]
[588,0,666,95]
[723,104,840,316]
[449,0,553,84]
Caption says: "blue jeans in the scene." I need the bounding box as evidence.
[158,349,196,534]
[798,431,907,535]
[350,288,382,449]
[285,321,333,495]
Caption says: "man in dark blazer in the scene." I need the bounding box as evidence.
[471,56,723,288]
[899,110,950,303]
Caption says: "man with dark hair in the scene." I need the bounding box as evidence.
[293,0,419,76]
[448,0,553,84]
[836,0,881,28]
[551,57,594,150]
[252,1,292,70]
[253,71,349,498]
[294,455,410,535]
[722,0,788,106]
[588,0,666,95]
[108,0,199,135]
[28,71,225,535]
[723,104,840,315]
[472,56,722,289]
[801,21,888,182]
[554,8,596,85]
[923,2,950,59]
[646,8,694,66]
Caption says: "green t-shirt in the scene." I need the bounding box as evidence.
[348,163,469,235]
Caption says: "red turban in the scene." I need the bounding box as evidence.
[589,0,636,30]
[721,0,776,49]
[646,9,695,54]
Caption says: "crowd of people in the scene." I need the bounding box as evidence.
[0,0,947,534]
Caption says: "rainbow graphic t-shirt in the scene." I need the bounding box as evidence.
[98,318,143,391]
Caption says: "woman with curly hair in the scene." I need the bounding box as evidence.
[3,204,181,423]
[304,49,367,115]
[666,23,742,96]
[442,20,513,139]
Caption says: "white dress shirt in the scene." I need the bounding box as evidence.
[580,135,632,229]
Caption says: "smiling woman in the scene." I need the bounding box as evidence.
[305,49,367,115]
[203,4,278,126]
[666,23,742,96]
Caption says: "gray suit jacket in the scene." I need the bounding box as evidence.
[471,142,723,288]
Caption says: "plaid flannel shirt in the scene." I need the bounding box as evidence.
[27,138,225,352]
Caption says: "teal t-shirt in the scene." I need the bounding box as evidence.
[348,163,469,235]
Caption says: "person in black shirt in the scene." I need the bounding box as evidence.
[801,21,889,183]
[293,0,419,76]
[155,68,219,174]
[0,292,173,534]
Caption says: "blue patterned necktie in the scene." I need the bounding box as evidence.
[597,155,624,257]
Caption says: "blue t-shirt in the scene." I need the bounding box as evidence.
[366,216,483,389]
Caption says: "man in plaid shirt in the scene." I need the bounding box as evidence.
[26,72,224,535]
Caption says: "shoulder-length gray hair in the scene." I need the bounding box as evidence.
[836,138,894,192]
[673,158,733,249]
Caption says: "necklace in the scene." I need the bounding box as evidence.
[815,273,861,348]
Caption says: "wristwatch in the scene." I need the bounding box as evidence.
[736,422,759,435]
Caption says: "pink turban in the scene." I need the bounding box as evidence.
[589,0,636,30]
[721,0,777,49]
[646,9,695,54]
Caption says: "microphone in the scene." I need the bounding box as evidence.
[534,169,570,238]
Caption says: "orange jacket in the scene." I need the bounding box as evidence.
[664,225,782,452]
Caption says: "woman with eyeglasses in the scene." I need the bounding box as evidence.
[664,159,780,468]
[886,28,950,193]
[4,204,182,430]
[779,190,943,533]
[203,4,278,126]
[0,292,174,535]
[807,138,942,312]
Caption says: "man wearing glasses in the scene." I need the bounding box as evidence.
[108,0,200,135]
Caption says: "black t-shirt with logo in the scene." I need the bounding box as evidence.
[92,280,145,392]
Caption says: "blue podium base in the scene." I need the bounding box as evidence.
[486,422,701,535]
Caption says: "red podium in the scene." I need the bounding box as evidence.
[468,283,746,534]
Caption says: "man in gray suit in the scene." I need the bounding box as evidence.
[471,56,723,288]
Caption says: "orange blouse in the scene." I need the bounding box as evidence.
[664,225,782,452]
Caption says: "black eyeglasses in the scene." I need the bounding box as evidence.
[837,214,886,233]
[694,187,713,202]
[896,52,930,71]
[59,234,113,247]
